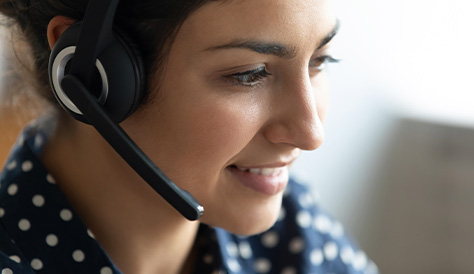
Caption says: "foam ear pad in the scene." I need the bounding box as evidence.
[112,27,147,119]
[48,22,146,123]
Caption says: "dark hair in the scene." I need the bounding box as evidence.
[0,0,213,106]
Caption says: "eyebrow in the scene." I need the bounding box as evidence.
[317,19,340,50]
[205,19,340,59]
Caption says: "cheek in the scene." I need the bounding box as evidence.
[125,90,264,188]
[182,104,255,161]
[185,96,266,160]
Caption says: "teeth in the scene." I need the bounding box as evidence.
[249,168,260,174]
[237,166,284,176]
[271,168,281,176]
[261,168,274,176]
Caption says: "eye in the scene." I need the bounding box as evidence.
[309,55,340,71]
[226,66,271,87]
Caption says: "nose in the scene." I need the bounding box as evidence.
[263,74,325,151]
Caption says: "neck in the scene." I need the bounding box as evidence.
[42,120,200,274]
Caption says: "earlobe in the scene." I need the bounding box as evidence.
[47,16,76,50]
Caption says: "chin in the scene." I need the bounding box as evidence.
[228,217,279,236]
[201,194,283,236]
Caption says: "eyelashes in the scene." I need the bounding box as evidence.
[310,55,340,71]
[225,55,339,87]
[226,66,272,87]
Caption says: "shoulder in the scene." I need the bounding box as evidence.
[0,123,120,273]
[0,126,51,273]
[275,177,379,273]
[215,177,379,274]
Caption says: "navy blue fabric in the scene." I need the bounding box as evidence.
[0,124,379,274]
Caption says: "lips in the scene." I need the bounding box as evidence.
[228,164,289,195]
[235,166,285,176]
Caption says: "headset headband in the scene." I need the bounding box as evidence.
[69,0,118,87]
[56,0,204,221]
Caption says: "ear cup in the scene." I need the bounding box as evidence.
[48,22,146,123]
[112,27,147,118]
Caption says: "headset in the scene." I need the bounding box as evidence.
[48,0,204,221]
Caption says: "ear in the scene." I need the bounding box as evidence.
[47,16,76,49]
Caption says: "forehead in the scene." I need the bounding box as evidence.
[178,0,336,51]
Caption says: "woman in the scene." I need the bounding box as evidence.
[0,0,378,273]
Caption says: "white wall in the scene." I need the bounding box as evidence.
[330,0,474,124]
[292,1,474,273]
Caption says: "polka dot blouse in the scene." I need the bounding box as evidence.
[0,124,379,273]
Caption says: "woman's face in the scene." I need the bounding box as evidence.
[123,0,337,235]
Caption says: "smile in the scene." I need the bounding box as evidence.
[234,166,285,176]
[228,165,289,195]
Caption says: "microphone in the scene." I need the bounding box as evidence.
[49,0,204,221]
[60,74,204,221]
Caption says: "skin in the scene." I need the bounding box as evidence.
[43,0,337,273]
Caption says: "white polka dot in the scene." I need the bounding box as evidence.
[9,255,20,263]
[7,184,18,196]
[34,135,44,149]
[352,251,367,270]
[46,174,56,184]
[236,234,249,240]
[289,237,305,254]
[277,206,286,222]
[330,221,344,238]
[226,242,238,257]
[281,266,297,274]
[46,234,59,247]
[0,208,5,218]
[17,135,25,147]
[324,242,339,261]
[254,258,271,273]
[21,160,33,172]
[340,246,354,264]
[298,192,314,208]
[203,254,213,264]
[100,267,113,274]
[313,214,332,234]
[31,258,43,270]
[60,209,73,221]
[6,161,16,170]
[32,194,45,207]
[18,219,31,231]
[72,249,85,262]
[87,229,96,239]
[296,210,312,228]
[310,249,324,266]
[261,231,279,248]
[239,241,253,259]
[2,268,13,274]
[365,261,379,274]
[227,258,241,272]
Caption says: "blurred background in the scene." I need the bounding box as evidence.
[0,19,49,166]
[1,1,474,273]
[291,0,474,273]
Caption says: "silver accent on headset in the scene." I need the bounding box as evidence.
[51,46,109,115]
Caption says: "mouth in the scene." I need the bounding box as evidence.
[230,165,285,176]
[227,164,289,195]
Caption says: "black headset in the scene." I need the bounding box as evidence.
[48,0,203,221]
